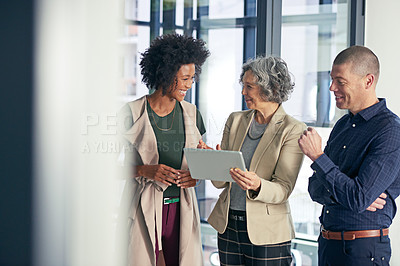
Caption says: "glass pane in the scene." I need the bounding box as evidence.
[176,0,184,26]
[124,0,136,20]
[124,0,150,21]
[137,0,151,21]
[207,0,244,19]
[282,0,339,16]
[197,27,247,266]
[198,28,244,148]
[118,25,150,103]
[281,0,348,125]
[281,1,350,264]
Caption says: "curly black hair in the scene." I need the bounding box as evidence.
[140,33,210,94]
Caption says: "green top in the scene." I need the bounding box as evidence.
[120,99,206,198]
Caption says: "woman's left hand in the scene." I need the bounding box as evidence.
[177,170,198,188]
[230,168,261,192]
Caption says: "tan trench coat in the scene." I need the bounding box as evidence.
[208,106,306,245]
[121,96,204,265]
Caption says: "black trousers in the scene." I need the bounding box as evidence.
[318,233,391,266]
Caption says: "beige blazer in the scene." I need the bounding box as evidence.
[120,96,203,266]
[207,105,306,245]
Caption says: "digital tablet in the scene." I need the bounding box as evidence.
[183,148,246,182]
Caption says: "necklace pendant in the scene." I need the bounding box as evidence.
[248,119,267,140]
[149,104,177,131]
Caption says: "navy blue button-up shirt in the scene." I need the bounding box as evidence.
[309,99,400,231]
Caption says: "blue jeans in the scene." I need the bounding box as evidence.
[318,233,391,266]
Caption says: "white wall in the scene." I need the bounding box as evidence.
[365,1,400,265]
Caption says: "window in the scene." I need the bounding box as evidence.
[121,1,364,265]
[281,1,353,263]
[281,0,349,125]
[118,0,150,104]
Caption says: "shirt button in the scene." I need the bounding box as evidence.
[352,124,356,127]
[371,258,374,261]
[326,210,330,214]
[382,257,385,260]
[343,145,346,149]
[327,189,330,192]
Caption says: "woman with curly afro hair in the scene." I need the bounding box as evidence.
[119,33,210,266]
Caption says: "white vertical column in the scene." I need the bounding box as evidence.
[33,0,123,265]
[365,0,400,264]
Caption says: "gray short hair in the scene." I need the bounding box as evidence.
[240,56,294,103]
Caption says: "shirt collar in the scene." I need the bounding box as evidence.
[349,98,386,121]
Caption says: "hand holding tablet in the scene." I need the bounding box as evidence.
[183,148,246,182]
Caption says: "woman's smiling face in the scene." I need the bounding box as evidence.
[241,70,265,110]
[166,63,195,102]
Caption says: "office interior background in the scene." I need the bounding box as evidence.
[1,0,400,265]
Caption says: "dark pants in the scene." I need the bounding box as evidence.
[318,233,391,266]
[218,209,292,266]
[155,200,180,266]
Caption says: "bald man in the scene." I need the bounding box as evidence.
[299,46,400,266]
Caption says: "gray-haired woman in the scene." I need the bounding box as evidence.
[199,56,306,265]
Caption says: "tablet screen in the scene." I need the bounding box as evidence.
[183,148,246,182]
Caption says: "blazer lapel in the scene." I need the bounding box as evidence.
[232,110,254,151]
[249,105,286,171]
